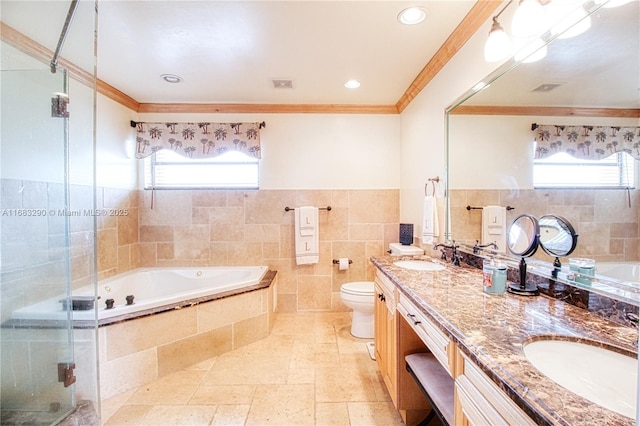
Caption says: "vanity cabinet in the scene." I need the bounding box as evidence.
[374,270,397,405]
[397,294,454,375]
[374,271,431,424]
[455,353,536,426]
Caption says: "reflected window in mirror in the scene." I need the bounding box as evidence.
[533,151,635,188]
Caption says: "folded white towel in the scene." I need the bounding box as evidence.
[295,206,319,265]
[482,205,506,252]
[421,195,439,244]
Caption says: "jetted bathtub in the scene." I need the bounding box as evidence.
[11,266,269,323]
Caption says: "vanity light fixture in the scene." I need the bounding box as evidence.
[397,6,427,25]
[484,10,513,62]
[511,0,547,38]
[483,0,600,63]
[344,79,361,89]
[161,74,183,83]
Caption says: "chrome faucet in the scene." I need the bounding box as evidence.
[433,242,460,266]
[473,240,498,254]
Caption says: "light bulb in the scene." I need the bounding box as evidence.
[484,18,513,62]
[512,0,547,38]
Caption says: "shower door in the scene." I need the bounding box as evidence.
[0,66,76,424]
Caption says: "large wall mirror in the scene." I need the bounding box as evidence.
[446,0,639,275]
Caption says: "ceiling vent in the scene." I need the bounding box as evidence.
[272,79,294,89]
[531,82,565,92]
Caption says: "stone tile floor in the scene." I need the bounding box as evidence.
[101,312,406,425]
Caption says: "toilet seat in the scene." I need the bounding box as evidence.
[341,281,374,296]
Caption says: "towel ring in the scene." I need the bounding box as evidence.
[425,177,439,196]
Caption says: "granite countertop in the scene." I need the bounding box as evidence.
[371,255,639,426]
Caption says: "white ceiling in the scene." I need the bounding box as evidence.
[3,1,636,109]
[94,1,475,105]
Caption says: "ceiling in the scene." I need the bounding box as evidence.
[93,1,475,106]
[5,1,635,112]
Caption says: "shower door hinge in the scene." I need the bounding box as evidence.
[58,362,76,387]
[51,93,69,118]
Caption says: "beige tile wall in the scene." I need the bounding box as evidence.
[96,188,400,312]
[99,282,276,399]
[450,188,640,262]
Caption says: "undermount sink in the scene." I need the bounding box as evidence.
[393,260,446,272]
[523,338,638,419]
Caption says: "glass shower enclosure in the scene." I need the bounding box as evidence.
[1,1,99,424]
[1,66,77,425]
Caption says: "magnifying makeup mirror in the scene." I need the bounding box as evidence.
[507,214,540,296]
[538,214,578,277]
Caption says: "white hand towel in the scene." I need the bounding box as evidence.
[421,195,439,244]
[295,206,319,265]
[482,205,506,252]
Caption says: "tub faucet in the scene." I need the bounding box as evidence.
[433,242,460,266]
[473,240,498,254]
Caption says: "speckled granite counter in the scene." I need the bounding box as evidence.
[371,255,639,426]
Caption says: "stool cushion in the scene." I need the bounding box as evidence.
[405,352,455,425]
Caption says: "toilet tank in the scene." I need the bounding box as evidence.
[389,243,424,256]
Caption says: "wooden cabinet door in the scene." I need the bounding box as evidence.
[384,301,398,404]
[374,282,387,377]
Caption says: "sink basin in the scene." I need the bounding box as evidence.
[393,260,446,272]
[523,338,637,418]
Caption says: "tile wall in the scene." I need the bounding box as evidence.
[450,188,640,262]
[97,281,276,399]
[96,188,400,313]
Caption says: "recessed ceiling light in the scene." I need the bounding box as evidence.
[344,79,361,89]
[161,74,182,83]
[397,6,427,25]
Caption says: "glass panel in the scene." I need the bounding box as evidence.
[0,65,75,423]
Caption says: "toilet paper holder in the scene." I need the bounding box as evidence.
[332,259,353,265]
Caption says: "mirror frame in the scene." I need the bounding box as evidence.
[507,214,540,257]
[538,214,578,258]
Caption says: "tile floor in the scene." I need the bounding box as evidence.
[101,312,406,425]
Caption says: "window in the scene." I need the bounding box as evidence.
[533,151,635,188]
[144,149,259,189]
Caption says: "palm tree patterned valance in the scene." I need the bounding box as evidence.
[134,121,264,159]
[533,124,640,160]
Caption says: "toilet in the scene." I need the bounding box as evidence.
[340,281,375,338]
